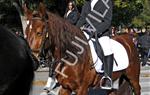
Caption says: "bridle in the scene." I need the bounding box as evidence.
[29,13,64,77]
[27,14,50,64]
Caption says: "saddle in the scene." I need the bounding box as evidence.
[83,32,129,73]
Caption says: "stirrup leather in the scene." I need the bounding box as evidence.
[100,76,113,90]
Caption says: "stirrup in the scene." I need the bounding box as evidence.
[100,76,113,90]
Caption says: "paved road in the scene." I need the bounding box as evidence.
[140,66,150,95]
[30,68,49,95]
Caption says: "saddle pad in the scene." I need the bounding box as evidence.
[84,33,129,73]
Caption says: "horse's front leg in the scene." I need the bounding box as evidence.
[59,86,72,95]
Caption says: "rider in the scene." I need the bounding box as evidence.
[76,0,113,90]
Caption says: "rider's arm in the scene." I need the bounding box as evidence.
[76,1,91,28]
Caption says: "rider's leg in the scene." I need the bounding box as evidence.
[40,77,57,95]
[44,77,56,90]
[44,64,57,90]
[102,54,113,88]
[99,36,113,90]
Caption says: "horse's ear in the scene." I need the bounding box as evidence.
[22,4,33,20]
[38,2,47,18]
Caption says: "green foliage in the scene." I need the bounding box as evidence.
[112,0,143,27]
[139,0,150,26]
[132,17,145,27]
[75,0,85,6]
[131,0,150,27]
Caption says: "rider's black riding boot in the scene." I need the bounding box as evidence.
[100,54,113,90]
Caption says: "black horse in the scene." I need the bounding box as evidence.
[0,25,34,95]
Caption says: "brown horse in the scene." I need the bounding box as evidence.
[25,3,141,95]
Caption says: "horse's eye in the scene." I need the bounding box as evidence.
[36,32,43,37]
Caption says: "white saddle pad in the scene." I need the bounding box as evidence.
[84,33,129,73]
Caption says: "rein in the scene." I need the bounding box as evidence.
[30,14,64,70]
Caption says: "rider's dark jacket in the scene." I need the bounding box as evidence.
[76,0,113,37]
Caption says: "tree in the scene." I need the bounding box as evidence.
[134,0,150,28]
[112,0,143,27]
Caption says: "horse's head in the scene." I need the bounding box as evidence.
[24,2,48,58]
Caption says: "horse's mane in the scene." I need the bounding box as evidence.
[47,12,88,57]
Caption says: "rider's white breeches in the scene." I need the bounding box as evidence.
[98,36,113,56]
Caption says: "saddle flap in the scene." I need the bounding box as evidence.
[87,36,129,73]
